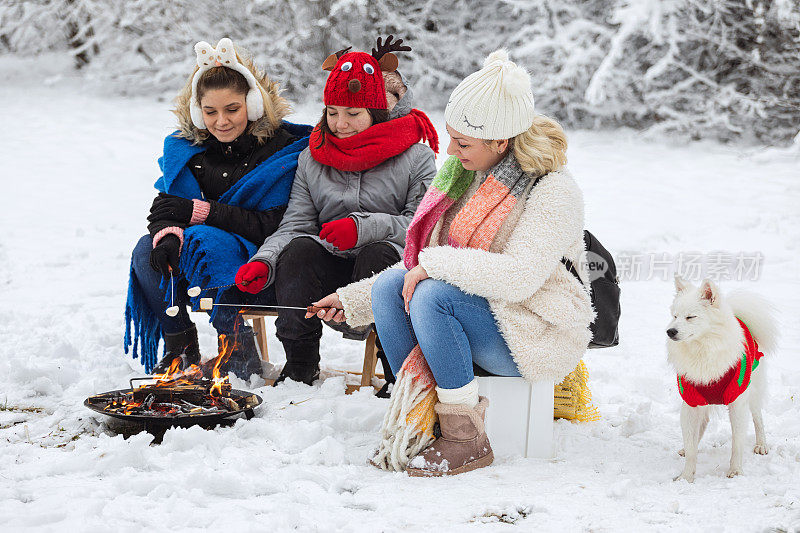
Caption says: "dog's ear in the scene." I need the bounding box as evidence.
[674,274,691,293]
[699,279,719,306]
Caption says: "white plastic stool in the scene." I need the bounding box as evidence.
[477,377,554,459]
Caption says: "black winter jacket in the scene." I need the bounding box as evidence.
[148,126,297,245]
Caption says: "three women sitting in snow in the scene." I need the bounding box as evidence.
[125,37,591,476]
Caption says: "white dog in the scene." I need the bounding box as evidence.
[667,276,778,482]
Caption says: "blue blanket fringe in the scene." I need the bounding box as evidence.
[124,259,162,373]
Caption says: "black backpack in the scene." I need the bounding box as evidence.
[562,230,621,348]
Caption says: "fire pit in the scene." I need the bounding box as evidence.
[85,359,262,429]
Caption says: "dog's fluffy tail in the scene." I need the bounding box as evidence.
[727,290,780,356]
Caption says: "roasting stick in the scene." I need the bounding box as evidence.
[165,271,180,317]
[201,302,308,310]
[186,283,237,297]
[168,277,271,316]
[187,279,271,297]
[198,298,335,316]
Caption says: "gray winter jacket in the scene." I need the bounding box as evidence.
[250,122,437,286]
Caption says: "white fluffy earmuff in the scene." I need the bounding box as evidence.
[189,38,265,130]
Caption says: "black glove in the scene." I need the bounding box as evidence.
[148,193,193,225]
[149,234,181,276]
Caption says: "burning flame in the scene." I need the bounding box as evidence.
[104,313,251,416]
[151,358,203,386]
[210,334,236,396]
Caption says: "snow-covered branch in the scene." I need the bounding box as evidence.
[2,0,797,144]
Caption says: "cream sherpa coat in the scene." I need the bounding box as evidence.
[337,166,594,383]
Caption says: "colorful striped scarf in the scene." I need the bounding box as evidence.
[404,153,532,269]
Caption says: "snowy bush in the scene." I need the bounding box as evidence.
[2,0,798,144]
[580,0,800,144]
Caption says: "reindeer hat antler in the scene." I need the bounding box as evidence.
[320,36,411,110]
[371,35,411,73]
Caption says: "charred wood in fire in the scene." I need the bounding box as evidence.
[131,380,231,404]
[99,381,239,416]
[86,383,261,425]
[219,396,240,411]
[178,400,227,414]
[142,393,155,410]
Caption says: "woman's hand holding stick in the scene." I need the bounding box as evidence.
[306,293,347,323]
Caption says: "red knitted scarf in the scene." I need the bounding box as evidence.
[309,109,439,172]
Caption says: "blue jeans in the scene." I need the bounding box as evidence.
[131,234,276,335]
[370,269,520,389]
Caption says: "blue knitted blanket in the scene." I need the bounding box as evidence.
[124,123,311,372]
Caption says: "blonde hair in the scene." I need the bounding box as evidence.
[172,45,291,145]
[511,115,568,176]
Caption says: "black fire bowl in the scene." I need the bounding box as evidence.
[84,388,263,443]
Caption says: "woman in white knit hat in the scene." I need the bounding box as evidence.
[311,50,593,476]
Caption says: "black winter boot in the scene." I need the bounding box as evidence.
[203,325,263,380]
[375,337,394,398]
[274,339,320,386]
[375,381,392,399]
[152,325,201,374]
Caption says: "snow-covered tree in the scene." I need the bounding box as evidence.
[582,0,800,143]
[2,0,798,144]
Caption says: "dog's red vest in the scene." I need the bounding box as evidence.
[677,319,763,407]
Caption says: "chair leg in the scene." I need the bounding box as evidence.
[252,317,269,363]
[360,330,378,389]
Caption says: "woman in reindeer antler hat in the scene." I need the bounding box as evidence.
[125,38,312,379]
[236,36,439,387]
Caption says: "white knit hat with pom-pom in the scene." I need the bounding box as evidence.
[445,49,536,139]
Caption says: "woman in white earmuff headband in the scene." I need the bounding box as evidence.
[124,38,313,380]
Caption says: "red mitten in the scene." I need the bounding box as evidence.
[319,218,358,251]
[235,261,269,294]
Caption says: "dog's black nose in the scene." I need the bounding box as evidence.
[667,328,678,339]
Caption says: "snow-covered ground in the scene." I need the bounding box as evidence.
[1,58,799,531]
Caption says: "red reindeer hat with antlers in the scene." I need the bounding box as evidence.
[322,36,411,109]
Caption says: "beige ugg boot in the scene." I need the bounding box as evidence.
[405,396,493,477]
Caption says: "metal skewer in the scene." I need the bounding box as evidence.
[188,278,273,297]
[205,303,310,310]
[198,298,334,315]
[187,283,237,297]
[165,271,180,316]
